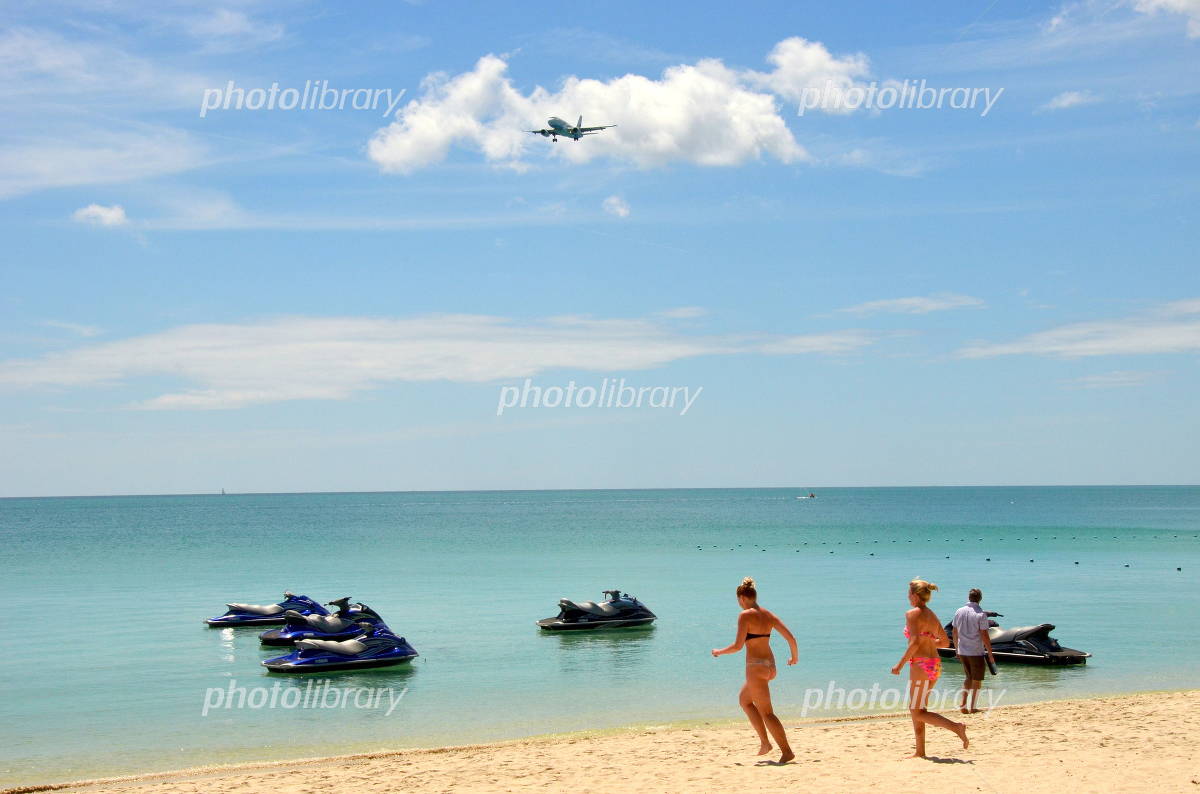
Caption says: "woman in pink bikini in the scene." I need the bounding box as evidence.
[890,578,969,758]
[712,577,799,764]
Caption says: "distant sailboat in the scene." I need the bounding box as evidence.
[221,488,226,496]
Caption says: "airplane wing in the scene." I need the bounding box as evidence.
[577,124,616,132]
[526,129,551,134]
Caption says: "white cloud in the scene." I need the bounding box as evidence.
[958,299,1200,358]
[0,27,207,107]
[656,307,707,319]
[71,203,128,227]
[1039,90,1101,111]
[0,127,206,199]
[838,293,986,316]
[0,313,876,410]
[366,37,884,173]
[1131,0,1200,37]
[741,37,871,114]
[602,195,630,218]
[42,321,102,337]
[183,9,285,53]
[1060,370,1163,389]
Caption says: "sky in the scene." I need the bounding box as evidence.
[1,0,1198,496]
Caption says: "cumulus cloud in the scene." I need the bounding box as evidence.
[958,299,1200,358]
[741,37,871,113]
[838,293,986,316]
[367,37,881,173]
[602,195,630,218]
[1131,0,1200,37]
[1039,90,1101,111]
[0,313,875,410]
[71,203,128,226]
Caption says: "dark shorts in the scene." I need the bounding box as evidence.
[959,655,986,681]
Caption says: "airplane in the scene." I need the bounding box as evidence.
[527,115,616,143]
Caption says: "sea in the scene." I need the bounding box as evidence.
[2,486,1197,787]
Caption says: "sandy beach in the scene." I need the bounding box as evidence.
[10,690,1196,794]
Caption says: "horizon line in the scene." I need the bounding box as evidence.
[3,483,1198,500]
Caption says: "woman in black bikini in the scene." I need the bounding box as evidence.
[712,577,798,764]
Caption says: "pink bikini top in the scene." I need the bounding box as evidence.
[904,626,938,640]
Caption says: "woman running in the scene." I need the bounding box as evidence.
[890,578,969,758]
[712,577,798,764]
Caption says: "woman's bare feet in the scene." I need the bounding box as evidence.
[777,749,795,764]
[952,722,969,749]
[757,742,773,756]
[905,752,926,759]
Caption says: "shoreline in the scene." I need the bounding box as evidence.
[7,688,1196,794]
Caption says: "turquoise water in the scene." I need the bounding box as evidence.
[2,486,1197,787]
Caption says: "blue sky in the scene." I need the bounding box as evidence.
[1,0,1197,496]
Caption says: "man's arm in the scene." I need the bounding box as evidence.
[980,614,994,660]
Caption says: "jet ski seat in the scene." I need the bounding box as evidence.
[303,614,354,632]
[227,603,285,615]
[296,637,368,655]
[988,624,1054,644]
[560,599,620,616]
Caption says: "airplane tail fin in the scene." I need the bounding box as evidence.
[576,115,582,131]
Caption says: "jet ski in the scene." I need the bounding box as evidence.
[261,623,418,673]
[205,591,328,627]
[537,589,656,631]
[258,597,388,645]
[940,612,1090,665]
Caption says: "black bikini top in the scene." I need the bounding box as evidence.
[745,631,771,641]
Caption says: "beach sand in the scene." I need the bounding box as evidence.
[10,690,1197,794]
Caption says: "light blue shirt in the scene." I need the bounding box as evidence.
[952,602,989,656]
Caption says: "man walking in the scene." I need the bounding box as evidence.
[951,588,995,713]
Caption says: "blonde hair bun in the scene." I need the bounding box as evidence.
[736,577,758,598]
[908,578,938,603]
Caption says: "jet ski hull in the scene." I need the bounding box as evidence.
[936,647,1090,665]
[262,652,417,673]
[537,616,656,631]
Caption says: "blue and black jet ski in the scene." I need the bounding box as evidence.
[205,591,328,627]
[261,623,418,673]
[258,597,388,645]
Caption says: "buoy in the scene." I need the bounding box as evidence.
[1124,564,1130,567]
[986,558,991,561]
[1029,559,1034,562]
[1177,567,1182,571]
[1074,561,1079,565]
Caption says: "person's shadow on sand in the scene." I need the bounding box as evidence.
[923,756,973,764]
